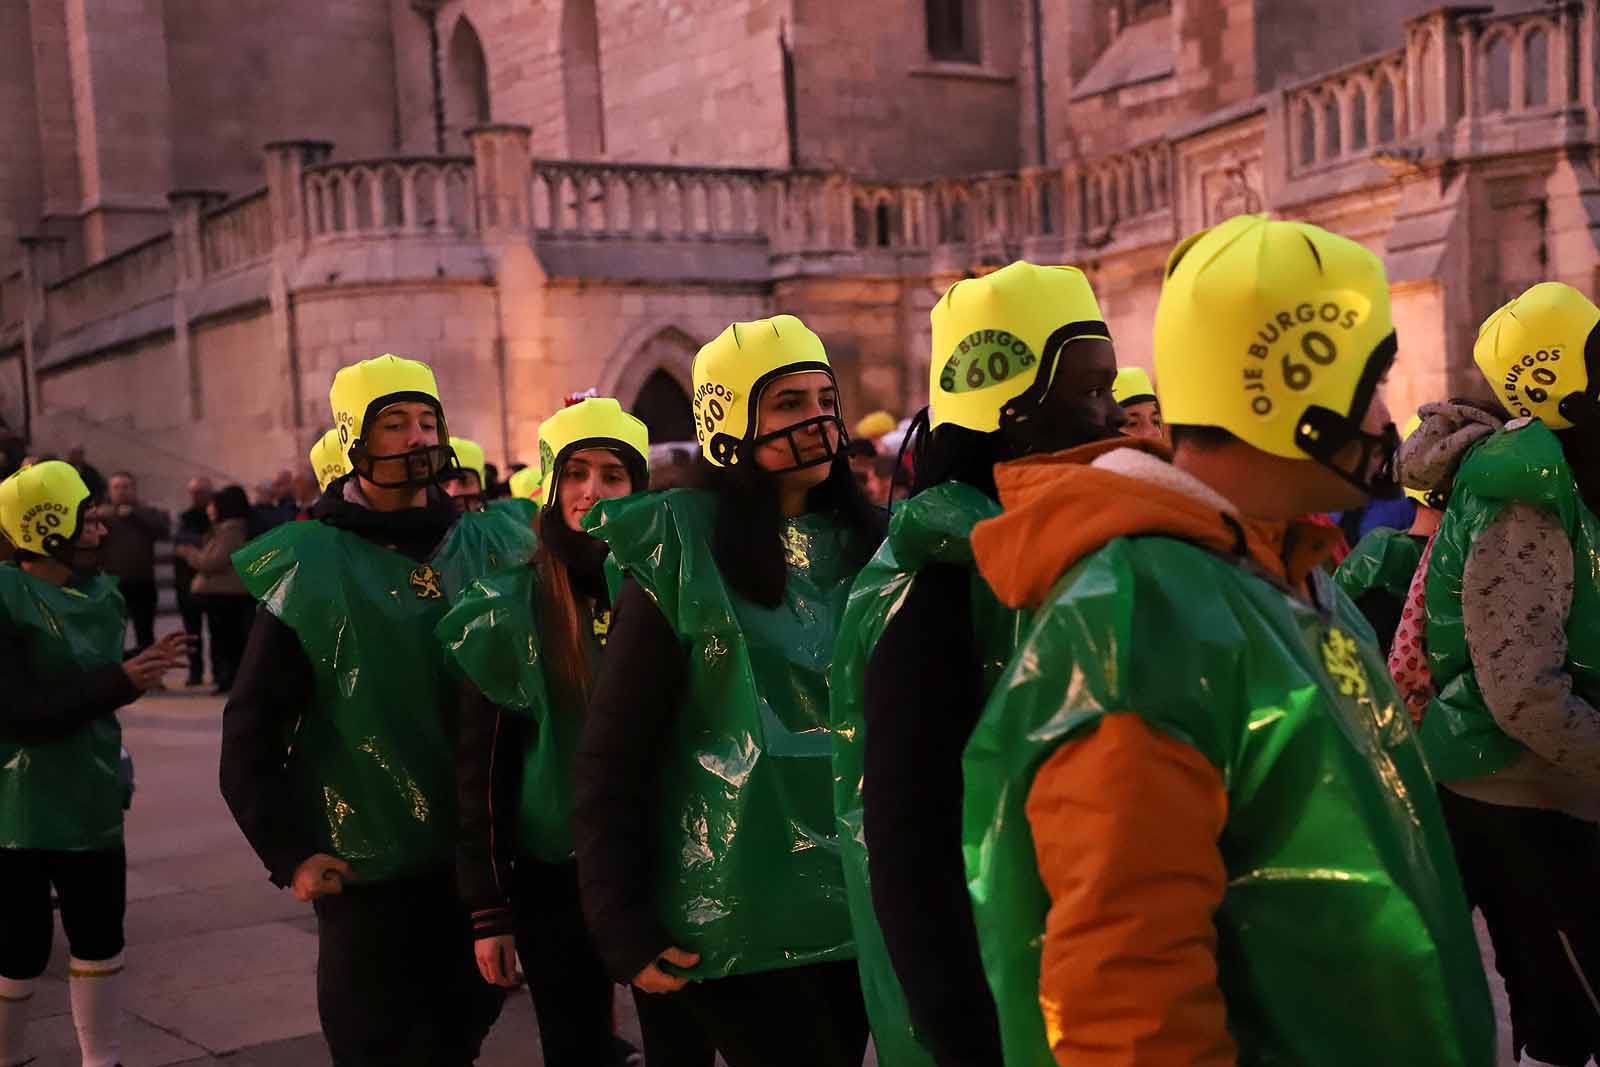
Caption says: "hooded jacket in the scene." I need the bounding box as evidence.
[1397,402,1600,822]
[963,439,1491,1067]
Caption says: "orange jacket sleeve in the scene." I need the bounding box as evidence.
[1025,713,1236,1067]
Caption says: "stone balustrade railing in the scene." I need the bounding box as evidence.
[201,190,273,274]
[529,160,770,242]
[1461,7,1575,118]
[45,232,176,337]
[1072,139,1174,233]
[303,156,478,239]
[1286,49,1409,174]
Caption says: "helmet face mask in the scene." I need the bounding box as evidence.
[349,438,456,490]
[1292,333,1402,499]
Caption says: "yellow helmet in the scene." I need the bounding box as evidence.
[508,464,544,503]
[1398,413,1435,509]
[309,428,350,492]
[929,261,1110,434]
[1155,213,1399,494]
[692,315,843,469]
[855,410,897,439]
[538,396,650,509]
[1112,367,1157,407]
[0,461,92,559]
[1473,282,1600,429]
[329,354,452,488]
[449,437,487,488]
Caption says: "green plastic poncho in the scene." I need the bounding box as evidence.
[0,566,127,851]
[1422,418,1600,780]
[963,536,1493,1067]
[588,488,865,979]
[436,564,605,862]
[489,497,540,528]
[1334,525,1423,607]
[234,508,535,883]
[829,482,1024,1067]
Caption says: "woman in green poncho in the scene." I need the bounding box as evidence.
[442,396,707,1066]
[573,315,884,1067]
[0,461,189,1067]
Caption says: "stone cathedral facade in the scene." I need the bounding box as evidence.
[1,0,1595,500]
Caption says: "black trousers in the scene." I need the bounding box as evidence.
[631,985,716,1067]
[120,578,157,653]
[510,857,622,1065]
[0,846,127,979]
[175,585,205,681]
[313,870,505,1067]
[204,594,255,691]
[1439,789,1600,1066]
[675,960,868,1067]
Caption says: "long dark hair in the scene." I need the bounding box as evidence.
[533,469,639,714]
[693,452,884,608]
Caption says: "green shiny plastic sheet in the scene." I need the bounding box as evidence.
[588,489,863,979]
[1421,419,1600,781]
[489,497,540,528]
[963,535,1493,1066]
[1334,525,1423,607]
[436,564,598,862]
[234,509,535,883]
[829,482,1023,1066]
[0,567,127,851]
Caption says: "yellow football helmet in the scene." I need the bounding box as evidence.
[1155,213,1399,495]
[449,437,487,488]
[508,464,545,504]
[691,315,843,470]
[1474,282,1600,429]
[538,397,650,509]
[0,461,92,560]
[309,428,350,492]
[928,261,1110,435]
[328,354,452,488]
[1112,367,1157,407]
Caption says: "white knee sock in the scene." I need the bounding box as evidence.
[69,954,124,1067]
[0,974,35,1067]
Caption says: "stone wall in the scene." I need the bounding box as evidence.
[792,0,1022,178]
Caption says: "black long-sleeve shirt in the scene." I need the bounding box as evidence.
[456,678,528,938]
[571,577,686,982]
[862,561,1005,1067]
[0,620,139,745]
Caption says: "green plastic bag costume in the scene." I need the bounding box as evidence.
[489,496,540,527]
[1421,419,1600,781]
[587,488,863,979]
[0,566,127,851]
[234,508,535,883]
[436,564,604,862]
[1334,525,1423,607]
[829,482,1024,1067]
[963,536,1493,1067]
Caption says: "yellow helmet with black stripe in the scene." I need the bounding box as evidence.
[309,428,350,492]
[0,461,92,560]
[538,397,649,509]
[691,315,843,470]
[328,354,453,488]
[1474,282,1600,429]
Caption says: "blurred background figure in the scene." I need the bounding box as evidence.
[174,477,214,687]
[445,437,488,513]
[67,445,107,501]
[94,472,170,655]
[1112,367,1166,443]
[176,485,253,695]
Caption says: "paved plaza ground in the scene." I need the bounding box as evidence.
[24,690,1515,1065]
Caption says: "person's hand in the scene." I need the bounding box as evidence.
[474,934,521,988]
[121,632,191,690]
[115,504,133,518]
[631,946,699,993]
[291,854,355,902]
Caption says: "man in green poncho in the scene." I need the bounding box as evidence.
[962,214,1493,1066]
[219,353,532,1066]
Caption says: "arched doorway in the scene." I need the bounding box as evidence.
[632,368,694,443]
[445,17,490,148]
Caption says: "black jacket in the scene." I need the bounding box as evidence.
[862,561,1005,1067]
[217,484,456,887]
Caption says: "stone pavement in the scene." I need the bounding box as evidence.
[24,689,1515,1065]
